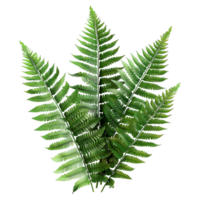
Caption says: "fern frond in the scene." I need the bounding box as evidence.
[101,83,180,191]
[70,6,124,125]
[100,27,173,183]
[20,41,110,193]
[68,6,125,188]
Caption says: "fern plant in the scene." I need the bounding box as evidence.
[21,6,180,193]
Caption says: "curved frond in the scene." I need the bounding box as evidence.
[20,41,110,193]
[107,27,172,123]
[101,83,180,191]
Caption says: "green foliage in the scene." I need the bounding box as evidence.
[20,6,180,194]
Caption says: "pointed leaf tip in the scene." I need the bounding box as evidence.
[169,25,174,31]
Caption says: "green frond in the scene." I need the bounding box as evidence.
[104,27,172,137]
[20,40,112,193]
[70,7,124,123]
[101,82,180,190]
